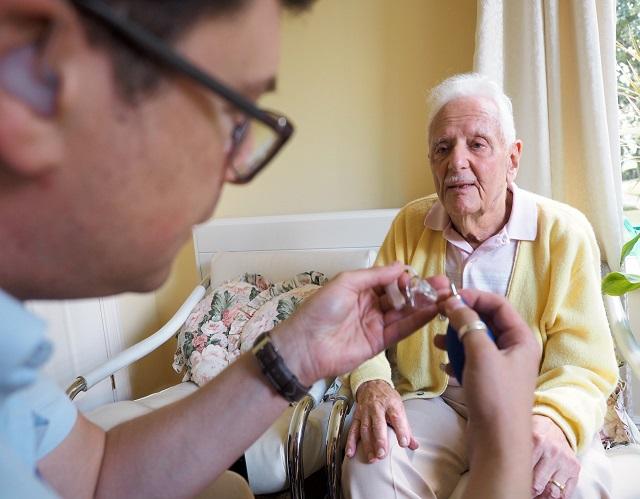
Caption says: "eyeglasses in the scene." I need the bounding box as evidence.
[70,0,294,184]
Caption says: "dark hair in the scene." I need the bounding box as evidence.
[78,0,315,100]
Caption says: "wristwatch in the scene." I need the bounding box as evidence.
[252,332,310,403]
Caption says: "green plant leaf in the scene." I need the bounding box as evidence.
[620,232,640,264]
[602,271,640,295]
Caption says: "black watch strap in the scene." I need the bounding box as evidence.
[252,332,310,403]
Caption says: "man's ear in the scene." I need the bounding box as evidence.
[506,139,522,185]
[0,1,75,177]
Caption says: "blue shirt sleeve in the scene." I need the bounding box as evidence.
[29,375,78,460]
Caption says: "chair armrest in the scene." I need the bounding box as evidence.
[66,278,210,399]
[326,382,354,499]
[285,377,335,499]
[604,294,640,379]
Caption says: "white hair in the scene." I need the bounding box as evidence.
[426,73,516,145]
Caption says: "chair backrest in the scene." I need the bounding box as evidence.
[192,209,399,285]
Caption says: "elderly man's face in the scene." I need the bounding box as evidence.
[428,96,520,224]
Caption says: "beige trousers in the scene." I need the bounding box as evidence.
[195,471,254,499]
[342,386,612,499]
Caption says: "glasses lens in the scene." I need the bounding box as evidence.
[229,114,282,182]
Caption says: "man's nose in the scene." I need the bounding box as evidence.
[449,143,470,170]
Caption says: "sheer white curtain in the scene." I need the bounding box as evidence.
[474,0,623,268]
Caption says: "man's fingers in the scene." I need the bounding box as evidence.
[371,412,389,460]
[458,289,532,349]
[336,262,405,292]
[532,455,557,497]
[408,436,419,450]
[386,406,414,449]
[345,418,360,458]
[443,295,480,330]
[433,333,446,350]
[382,308,439,347]
[546,461,579,498]
[358,415,375,463]
[442,296,497,354]
[561,475,578,499]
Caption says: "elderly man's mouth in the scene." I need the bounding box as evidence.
[447,184,475,193]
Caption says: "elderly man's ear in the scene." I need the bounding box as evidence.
[507,139,523,185]
[0,0,81,178]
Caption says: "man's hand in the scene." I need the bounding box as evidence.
[345,380,418,462]
[435,289,542,499]
[436,290,541,435]
[271,264,449,386]
[531,415,580,499]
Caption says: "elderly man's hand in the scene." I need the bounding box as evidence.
[531,415,581,498]
[345,380,418,462]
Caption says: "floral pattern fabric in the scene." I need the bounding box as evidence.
[600,379,640,449]
[173,272,326,387]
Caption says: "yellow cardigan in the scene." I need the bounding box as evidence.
[350,193,618,452]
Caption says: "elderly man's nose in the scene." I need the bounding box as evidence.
[449,144,469,169]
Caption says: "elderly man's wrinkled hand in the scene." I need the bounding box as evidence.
[531,415,581,499]
[345,380,418,462]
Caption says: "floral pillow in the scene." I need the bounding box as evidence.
[173,271,326,387]
[600,379,640,449]
[239,284,321,354]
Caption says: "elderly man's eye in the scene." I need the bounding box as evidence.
[434,144,449,155]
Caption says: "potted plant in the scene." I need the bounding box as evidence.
[602,232,640,379]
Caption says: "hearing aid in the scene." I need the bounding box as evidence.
[0,44,59,116]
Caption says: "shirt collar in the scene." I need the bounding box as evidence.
[0,290,51,396]
[424,183,537,241]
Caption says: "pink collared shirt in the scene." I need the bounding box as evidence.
[425,184,538,299]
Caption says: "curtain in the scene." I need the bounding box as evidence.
[474,0,623,269]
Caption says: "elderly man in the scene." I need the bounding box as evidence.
[343,73,619,499]
[0,3,545,499]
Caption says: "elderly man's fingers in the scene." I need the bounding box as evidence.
[561,476,578,499]
[358,415,375,463]
[345,416,361,458]
[545,460,579,499]
[371,412,389,460]
[386,404,416,450]
[532,455,557,497]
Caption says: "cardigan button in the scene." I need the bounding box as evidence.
[438,313,447,321]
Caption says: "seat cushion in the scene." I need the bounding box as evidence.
[85,382,198,430]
